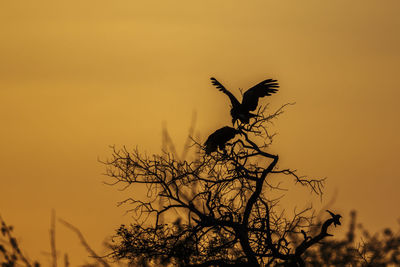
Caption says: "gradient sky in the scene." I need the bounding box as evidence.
[1,0,400,265]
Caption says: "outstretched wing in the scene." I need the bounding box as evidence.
[242,79,279,111]
[210,77,240,108]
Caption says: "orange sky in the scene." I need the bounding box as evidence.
[1,0,400,265]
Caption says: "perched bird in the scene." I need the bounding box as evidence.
[210,77,279,124]
[326,210,342,227]
[204,126,240,154]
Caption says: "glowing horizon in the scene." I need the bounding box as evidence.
[1,0,400,264]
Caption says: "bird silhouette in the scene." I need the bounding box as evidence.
[204,126,240,154]
[210,77,279,124]
[326,210,342,227]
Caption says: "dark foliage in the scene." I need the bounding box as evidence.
[300,210,400,266]
[0,216,40,267]
[103,103,342,266]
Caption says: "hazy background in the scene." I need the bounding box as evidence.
[1,0,399,265]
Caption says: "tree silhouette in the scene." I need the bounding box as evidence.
[1,86,399,266]
[103,95,344,267]
[299,210,400,266]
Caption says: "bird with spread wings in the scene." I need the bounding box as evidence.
[210,77,279,125]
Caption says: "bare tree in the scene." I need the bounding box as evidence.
[103,105,341,267]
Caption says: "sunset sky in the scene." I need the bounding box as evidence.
[1,0,400,264]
